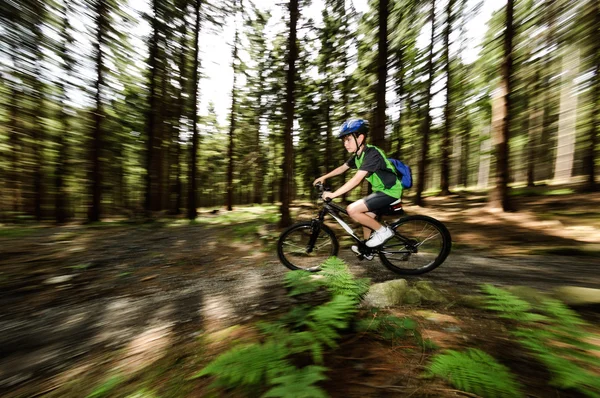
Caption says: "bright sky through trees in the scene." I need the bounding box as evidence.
[119,0,500,124]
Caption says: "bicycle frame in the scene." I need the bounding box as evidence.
[308,199,416,257]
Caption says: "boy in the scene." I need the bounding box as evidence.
[313,118,403,260]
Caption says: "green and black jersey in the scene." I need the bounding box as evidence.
[345,144,403,199]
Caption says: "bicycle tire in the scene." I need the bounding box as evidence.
[277,221,339,271]
[378,215,451,275]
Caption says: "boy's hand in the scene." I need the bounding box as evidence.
[313,177,326,186]
[322,192,335,201]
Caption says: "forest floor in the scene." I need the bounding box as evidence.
[1,189,599,397]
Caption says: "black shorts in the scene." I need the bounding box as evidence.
[363,191,400,212]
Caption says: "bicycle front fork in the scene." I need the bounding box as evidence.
[306,218,322,253]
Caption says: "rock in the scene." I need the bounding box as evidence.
[554,286,600,306]
[415,281,447,303]
[458,295,486,309]
[404,287,422,305]
[362,279,408,308]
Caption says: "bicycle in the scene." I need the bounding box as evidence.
[277,183,452,275]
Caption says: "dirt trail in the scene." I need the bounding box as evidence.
[1,192,599,396]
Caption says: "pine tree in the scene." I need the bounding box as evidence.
[280,0,300,227]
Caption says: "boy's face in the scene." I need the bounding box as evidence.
[342,134,362,153]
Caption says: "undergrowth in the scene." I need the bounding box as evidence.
[428,284,600,398]
[193,257,420,397]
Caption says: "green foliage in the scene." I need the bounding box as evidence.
[86,374,125,398]
[126,389,158,398]
[319,257,370,301]
[263,366,328,398]
[195,257,367,396]
[481,285,600,397]
[356,309,418,343]
[480,284,547,322]
[192,342,293,387]
[304,294,357,350]
[284,270,322,296]
[427,349,524,398]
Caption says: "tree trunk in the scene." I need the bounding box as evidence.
[89,0,108,222]
[227,1,240,211]
[173,18,188,215]
[553,47,580,184]
[56,12,70,223]
[440,0,455,196]
[584,1,599,192]
[279,0,299,228]
[187,0,202,220]
[415,0,436,207]
[489,0,515,211]
[477,126,492,189]
[9,79,21,216]
[372,0,389,149]
[145,0,160,217]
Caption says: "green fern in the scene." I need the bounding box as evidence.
[319,257,370,300]
[284,270,322,296]
[304,294,357,349]
[428,349,524,398]
[480,284,547,322]
[263,366,328,398]
[356,310,417,343]
[192,342,293,386]
[515,328,600,397]
[482,286,600,397]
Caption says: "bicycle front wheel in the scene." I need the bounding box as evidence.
[379,215,451,275]
[277,221,339,271]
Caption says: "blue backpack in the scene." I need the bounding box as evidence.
[388,159,413,189]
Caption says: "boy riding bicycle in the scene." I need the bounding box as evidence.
[313,118,403,260]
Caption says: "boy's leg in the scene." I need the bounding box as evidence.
[362,213,377,240]
[350,192,397,247]
[346,200,382,239]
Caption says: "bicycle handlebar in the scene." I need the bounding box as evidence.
[314,182,332,202]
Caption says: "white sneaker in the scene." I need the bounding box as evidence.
[351,245,374,261]
[366,227,394,248]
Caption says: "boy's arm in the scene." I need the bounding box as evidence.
[324,170,368,199]
[313,164,350,185]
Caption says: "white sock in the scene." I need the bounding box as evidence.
[377,226,387,233]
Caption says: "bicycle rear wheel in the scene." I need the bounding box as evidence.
[379,215,451,275]
[277,221,339,271]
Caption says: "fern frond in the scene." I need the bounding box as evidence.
[517,328,600,396]
[427,348,524,398]
[481,284,547,322]
[539,297,588,327]
[287,330,325,364]
[305,294,357,349]
[319,257,370,300]
[193,342,292,386]
[263,366,329,398]
[284,270,322,296]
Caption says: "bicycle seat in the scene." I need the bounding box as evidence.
[375,199,405,216]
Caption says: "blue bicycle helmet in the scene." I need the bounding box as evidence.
[337,118,369,139]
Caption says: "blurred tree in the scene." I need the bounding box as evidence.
[187,0,202,220]
[144,0,163,217]
[244,7,270,204]
[55,0,76,223]
[372,0,389,148]
[88,0,111,222]
[583,0,599,192]
[489,0,515,211]
[415,0,437,207]
[280,0,300,227]
[440,0,457,195]
[226,0,241,211]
